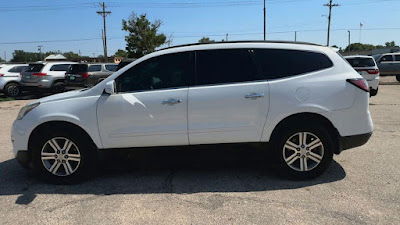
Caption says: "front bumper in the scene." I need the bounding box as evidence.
[338,132,372,153]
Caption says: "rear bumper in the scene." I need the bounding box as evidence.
[367,77,379,90]
[338,132,372,153]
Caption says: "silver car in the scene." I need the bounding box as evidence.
[0,64,29,97]
[373,53,400,82]
[20,62,77,93]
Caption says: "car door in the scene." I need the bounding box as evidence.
[393,55,400,74]
[97,51,195,149]
[377,55,394,75]
[188,49,269,145]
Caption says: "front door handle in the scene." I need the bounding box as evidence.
[245,93,265,99]
[162,98,182,105]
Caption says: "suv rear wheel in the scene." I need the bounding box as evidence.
[52,82,65,93]
[272,123,334,180]
[396,75,400,83]
[4,82,20,97]
[31,129,97,184]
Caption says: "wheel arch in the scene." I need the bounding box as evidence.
[269,112,341,154]
[28,121,98,155]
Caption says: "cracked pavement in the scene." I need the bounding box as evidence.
[0,80,399,224]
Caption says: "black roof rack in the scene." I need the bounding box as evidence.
[158,40,324,51]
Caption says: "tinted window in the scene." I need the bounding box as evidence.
[254,49,333,79]
[8,66,29,73]
[346,58,375,67]
[25,64,45,72]
[196,49,256,85]
[88,65,102,72]
[395,55,400,61]
[105,64,117,71]
[380,55,393,62]
[67,64,88,74]
[50,64,70,71]
[116,52,194,93]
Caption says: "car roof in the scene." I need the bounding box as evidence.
[344,55,374,59]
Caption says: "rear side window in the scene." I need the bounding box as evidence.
[346,58,375,67]
[196,49,256,85]
[105,64,117,71]
[116,51,194,93]
[8,66,29,73]
[25,64,45,72]
[67,64,88,74]
[88,65,102,72]
[380,55,393,62]
[253,49,333,80]
[50,64,71,71]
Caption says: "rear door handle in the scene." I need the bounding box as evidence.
[245,93,265,99]
[162,98,182,105]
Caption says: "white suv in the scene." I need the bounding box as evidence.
[0,64,29,97]
[344,55,380,96]
[11,41,373,183]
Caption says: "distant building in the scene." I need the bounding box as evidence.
[44,54,67,61]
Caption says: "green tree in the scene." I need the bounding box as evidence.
[0,57,5,62]
[122,12,167,58]
[114,49,128,58]
[344,43,376,52]
[198,37,215,43]
[385,41,398,47]
[11,50,41,62]
[62,51,80,60]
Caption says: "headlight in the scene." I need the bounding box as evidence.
[17,102,40,120]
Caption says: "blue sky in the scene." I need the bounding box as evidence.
[1,0,399,61]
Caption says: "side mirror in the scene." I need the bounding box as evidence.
[104,80,115,94]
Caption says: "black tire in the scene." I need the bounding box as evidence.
[52,82,65,93]
[396,75,400,83]
[271,123,334,180]
[4,82,20,97]
[31,128,97,184]
[370,88,378,97]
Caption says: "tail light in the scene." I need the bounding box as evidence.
[0,74,4,77]
[33,72,47,76]
[347,78,369,92]
[366,69,379,74]
[79,72,89,78]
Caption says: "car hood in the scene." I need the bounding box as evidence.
[32,89,96,104]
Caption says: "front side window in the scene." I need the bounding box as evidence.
[116,52,194,93]
[8,66,29,73]
[196,49,256,85]
[380,55,394,62]
[105,64,118,71]
[50,64,71,71]
[394,55,400,61]
[88,65,102,72]
[253,49,333,80]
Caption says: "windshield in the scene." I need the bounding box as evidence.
[25,64,45,72]
[346,58,375,67]
[66,64,88,74]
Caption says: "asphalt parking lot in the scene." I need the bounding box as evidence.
[0,78,399,224]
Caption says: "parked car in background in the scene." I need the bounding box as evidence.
[65,63,117,90]
[20,62,77,93]
[12,41,373,183]
[116,58,136,71]
[372,53,400,82]
[344,55,380,96]
[0,64,29,97]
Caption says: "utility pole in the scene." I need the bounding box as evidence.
[295,31,297,42]
[263,0,266,40]
[226,33,229,41]
[38,45,43,61]
[359,22,363,43]
[348,30,351,52]
[4,51,6,62]
[97,2,111,62]
[324,0,339,46]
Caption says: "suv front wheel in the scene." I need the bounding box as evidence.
[272,123,334,180]
[31,129,97,184]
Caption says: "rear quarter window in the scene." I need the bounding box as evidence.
[253,49,333,80]
[8,66,29,73]
[105,64,117,71]
[88,65,102,72]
